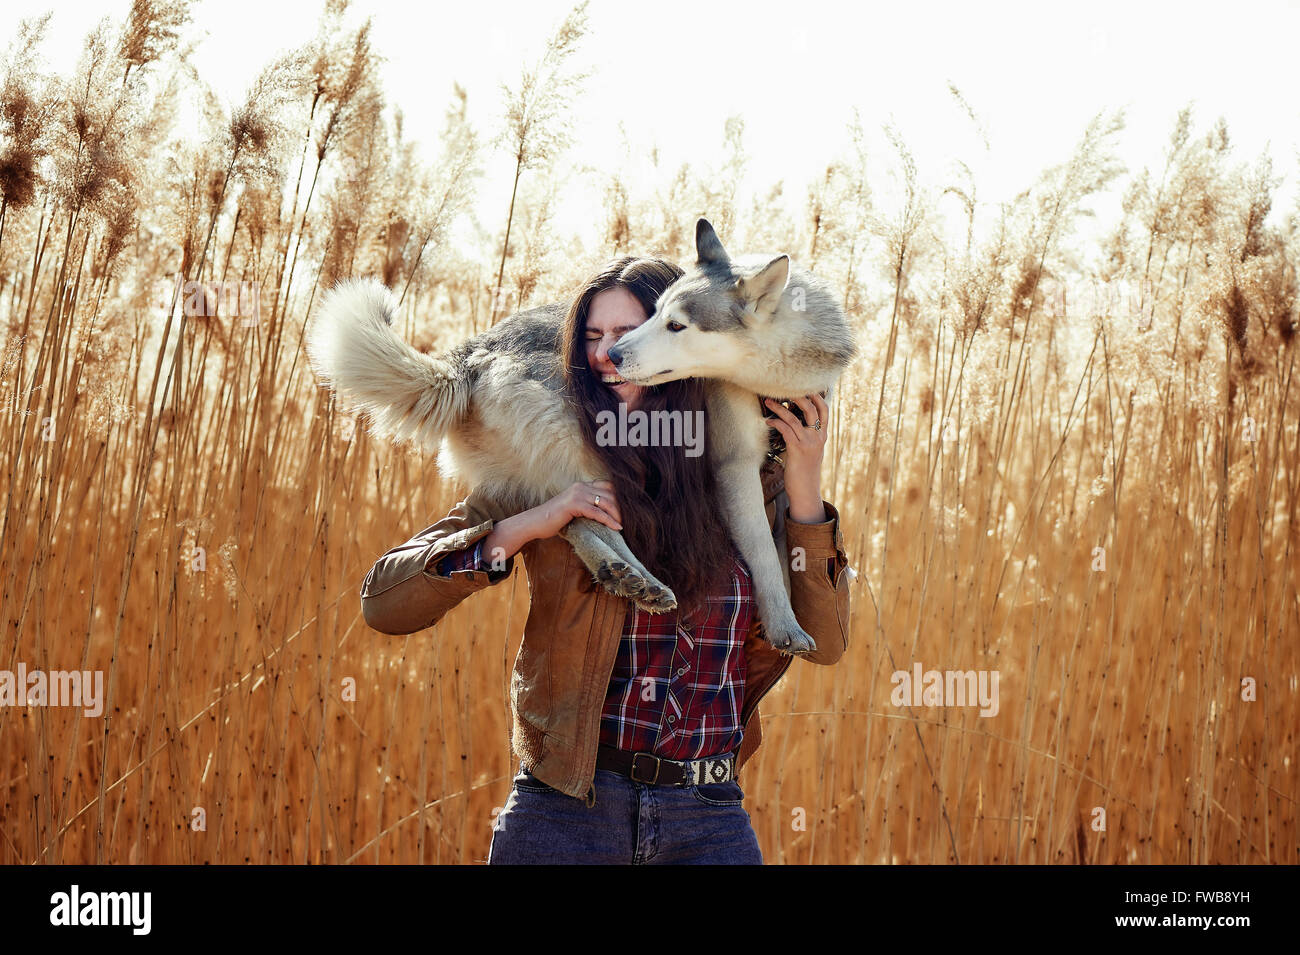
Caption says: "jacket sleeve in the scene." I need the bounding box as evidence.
[359,488,518,635]
[780,494,853,666]
[437,539,493,577]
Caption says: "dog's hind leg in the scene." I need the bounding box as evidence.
[559,518,678,614]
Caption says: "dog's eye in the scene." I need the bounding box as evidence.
[666,320,686,332]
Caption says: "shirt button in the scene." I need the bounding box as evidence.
[676,667,687,676]
[667,715,676,723]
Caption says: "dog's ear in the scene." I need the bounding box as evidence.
[736,254,790,321]
[696,218,730,266]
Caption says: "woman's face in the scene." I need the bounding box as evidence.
[585,286,650,411]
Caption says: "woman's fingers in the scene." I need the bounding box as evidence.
[766,396,825,446]
[805,393,829,436]
[793,395,828,436]
[584,481,621,527]
[597,498,622,526]
[763,397,798,428]
[767,395,829,442]
[589,499,622,529]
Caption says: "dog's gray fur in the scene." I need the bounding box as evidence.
[305,218,856,653]
[307,283,679,614]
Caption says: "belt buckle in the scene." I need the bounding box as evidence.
[630,752,661,784]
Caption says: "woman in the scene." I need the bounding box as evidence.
[359,256,852,864]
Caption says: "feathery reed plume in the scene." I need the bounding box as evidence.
[118,0,195,85]
[510,177,558,308]
[943,83,990,261]
[491,0,590,322]
[835,110,873,319]
[602,138,631,255]
[947,199,1009,339]
[1001,109,1125,360]
[0,16,55,263]
[274,14,373,326]
[396,83,481,305]
[705,115,749,241]
[875,120,929,366]
[56,22,132,213]
[1212,152,1283,381]
[805,162,838,271]
[1259,240,1296,347]
[651,153,695,259]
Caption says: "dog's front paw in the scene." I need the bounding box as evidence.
[762,623,817,655]
[636,583,678,615]
[595,562,678,613]
[596,559,634,585]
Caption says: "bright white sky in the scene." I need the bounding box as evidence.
[6,0,1300,255]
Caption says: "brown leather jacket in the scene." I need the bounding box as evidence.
[359,456,853,799]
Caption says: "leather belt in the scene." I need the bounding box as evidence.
[595,744,736,786]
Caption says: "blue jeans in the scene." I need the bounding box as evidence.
[488,765,764,864]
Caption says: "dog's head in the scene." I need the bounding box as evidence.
[607,218,792,385]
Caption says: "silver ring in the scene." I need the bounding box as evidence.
[594,495,601,506]
[813,420,822,431]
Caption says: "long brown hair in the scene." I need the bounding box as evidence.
[559,256,736,618]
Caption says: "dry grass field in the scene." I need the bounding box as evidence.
[0,1,1296,864]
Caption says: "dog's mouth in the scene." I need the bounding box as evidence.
[620,368,672,385]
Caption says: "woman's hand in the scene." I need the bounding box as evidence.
[525,480,623,540]
[764,393,829,524]
[478,481,623,568]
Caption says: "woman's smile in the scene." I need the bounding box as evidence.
[586,287,650,410]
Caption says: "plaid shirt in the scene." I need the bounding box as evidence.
[436,541,753,761]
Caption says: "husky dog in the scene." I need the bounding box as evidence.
[607,220,856,652]
[306,219,855,653]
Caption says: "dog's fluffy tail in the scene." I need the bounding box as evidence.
[306,278,469,452]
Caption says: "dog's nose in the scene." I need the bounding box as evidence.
[607,345,623,367]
